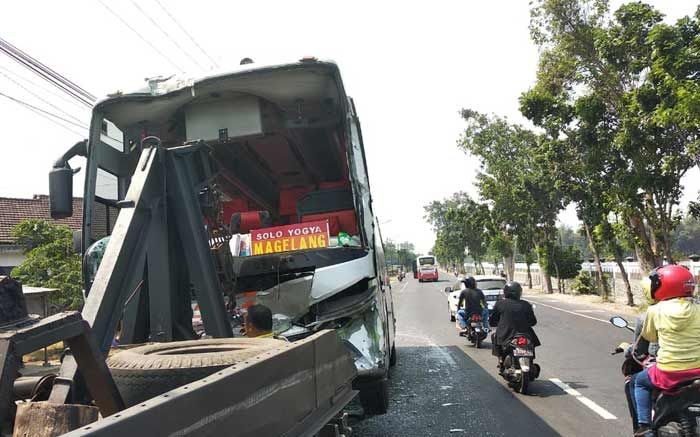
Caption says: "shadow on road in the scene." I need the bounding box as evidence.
[353,346,562,436]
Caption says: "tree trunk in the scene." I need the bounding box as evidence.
[543,272,554,294]
[614,255,634,306]
[628,212,660,272]
[526,263,532,289]
[535,244,553,294]
[503,254,515,281]
[583,220,610,301]
[553,260,562,293]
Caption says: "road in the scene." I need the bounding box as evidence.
[353,273,633,437]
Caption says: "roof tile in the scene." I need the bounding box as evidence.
[0,195,82,244]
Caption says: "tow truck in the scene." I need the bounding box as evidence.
[0,58,395,436]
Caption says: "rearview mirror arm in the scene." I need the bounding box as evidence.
[53,139,88,169]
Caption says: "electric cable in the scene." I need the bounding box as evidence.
[0,90,86,137]
[129,0,207,71]
[0,68,88,126]
[0,37,96,101]
[0,40,94,107]
[0,91,88,129]
[0,63,88,112]
[97,0,185,73]
[152,0,219,68]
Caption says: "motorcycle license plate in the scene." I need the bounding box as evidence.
[513,348,533,357]
[470,323,480,327]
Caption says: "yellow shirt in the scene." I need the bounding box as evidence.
[642,298,700,371]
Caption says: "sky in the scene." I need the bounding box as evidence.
[0,0,698,255]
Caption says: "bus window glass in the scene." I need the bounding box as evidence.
[419,257,436,266]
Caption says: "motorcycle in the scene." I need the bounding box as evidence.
[496,333,540,394]
[610,316,700,437]
[465,313,487,348]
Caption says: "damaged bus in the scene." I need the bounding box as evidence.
[56,58,396,415]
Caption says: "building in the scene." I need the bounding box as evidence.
[0,195,82,275]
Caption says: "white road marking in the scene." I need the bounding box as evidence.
[549,378,617,420]
[399,281,409,292]
[549,377,582,396]
[528,299,610,324]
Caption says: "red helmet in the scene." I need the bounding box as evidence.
[650,265,696,301]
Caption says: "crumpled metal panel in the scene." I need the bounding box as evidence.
[336,302,386,372]
[309,253,373,302]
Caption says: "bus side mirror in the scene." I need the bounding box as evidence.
[49,140,87,219]
[49,164,75,219]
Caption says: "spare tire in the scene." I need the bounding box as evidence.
[107,337,283,406]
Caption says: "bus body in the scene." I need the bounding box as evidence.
[75,59,396,414]
[416,255,438,282]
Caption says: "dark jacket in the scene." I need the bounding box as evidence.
[457,287,486,317]
[489,298,540,347]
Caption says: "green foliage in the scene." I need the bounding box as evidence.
[384,239,418,269]
[538,244,581,280]
[10,219,82,310]
[673,214,700,257]
[572,271,597,295]
[458,109,565,292]
[523,0,700,271]
[12,219,72,250]
[559,225,590,259]
[424,192,491,267]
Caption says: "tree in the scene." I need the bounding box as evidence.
[525,0,700,273]
[593,219,636,305]
[10,219,82,310]
[424,192,491,272]
[540,244,582,293]
[673,214,700,257]
[458,110,566,293]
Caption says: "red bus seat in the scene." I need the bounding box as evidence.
[230,211,271,234]
[222,197,249,223]
[279,187,312,216]
[301,210,357,235]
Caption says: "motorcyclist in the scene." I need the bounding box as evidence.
[623,310,658,433]
[633,265,700,437]
[489,281,540,371]
[622,276,660,434]
[456,276,488,335]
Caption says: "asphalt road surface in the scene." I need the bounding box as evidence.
[353,273,633,437]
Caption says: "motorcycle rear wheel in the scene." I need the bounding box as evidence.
[476,337,482,348]
[517,371,529,394]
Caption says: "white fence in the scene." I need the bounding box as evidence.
[462,260,700,304]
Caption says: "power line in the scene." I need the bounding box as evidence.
[0,64,88,112]
[153,0,219,69]
[129,0,207,71]
[0,90,86,137]
[0,91,88,130]
[97,0,185,73]
[0,37,96,101]
[0,37,95,107]
[0,68,87,126]
[0,89,124,143]
[0,43,93,107]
